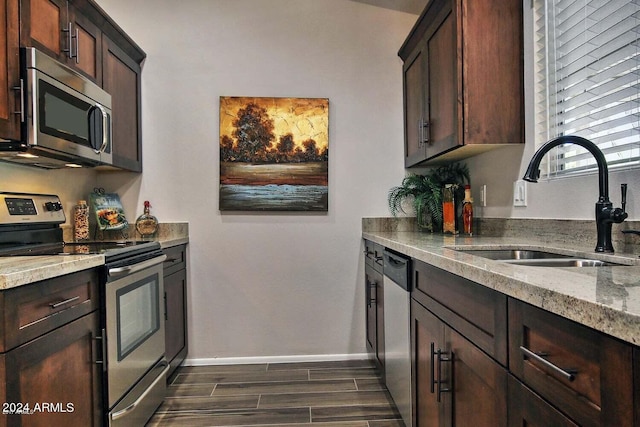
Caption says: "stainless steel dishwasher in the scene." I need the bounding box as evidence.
[383,248,412,427]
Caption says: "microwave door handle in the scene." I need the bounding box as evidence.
[88,103,109,154]
[94,103,109,153]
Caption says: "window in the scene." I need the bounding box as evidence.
[535,0,640,178]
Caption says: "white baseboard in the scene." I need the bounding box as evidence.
[183,352,370,366]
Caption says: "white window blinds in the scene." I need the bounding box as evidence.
[535,0,640,178]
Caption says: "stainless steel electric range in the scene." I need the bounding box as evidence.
[0,192,167,427]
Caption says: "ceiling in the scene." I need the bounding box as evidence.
[349,0,427,15]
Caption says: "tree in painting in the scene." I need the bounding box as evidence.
[219,97,329,211]
[232,103,275,163]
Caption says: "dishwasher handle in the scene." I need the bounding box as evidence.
[383,249,411,291]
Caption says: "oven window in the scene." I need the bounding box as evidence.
[116,273,160,361]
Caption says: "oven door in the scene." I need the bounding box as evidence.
[105,255,167,410]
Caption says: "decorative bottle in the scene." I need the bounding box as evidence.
[462,185,473,235]
[73,200,89,241]
[442,184,457,234]
[135,201,158,238]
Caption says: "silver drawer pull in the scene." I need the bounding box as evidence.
[49,295,80,309]
[520,346,577,381]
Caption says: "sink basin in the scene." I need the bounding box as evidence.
[458,249,571,261]
[454,248,626,267]
[501,258,617,267]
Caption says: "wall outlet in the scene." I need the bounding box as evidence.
[513,180,527,207]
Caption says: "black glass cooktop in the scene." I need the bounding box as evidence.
[0,240,160,258]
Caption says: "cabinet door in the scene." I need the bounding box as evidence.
[449,327,507,426]
[0,0,21,140]
[2,312,103,427]
[165,268,187,378]
[403,44,426,167]
[424,3,457,159]
[411,299,447,427]
[365,265,384,370]
[102,35,142,172]
[507,375,578,427]
[365,264,376,355]
[20,0,67,59]
[67,6,101,82]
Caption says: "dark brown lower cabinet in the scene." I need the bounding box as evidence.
[412,298,447,427]
[411,298,507,427]
[163,244,188,381]
[365,264,384,372]
[1,311,103,427]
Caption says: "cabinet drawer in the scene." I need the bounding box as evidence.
[507,375,578,427]
[509,299,634,427]
[412,260,507,366]
[0,268,99,352]
[163,244,187,276]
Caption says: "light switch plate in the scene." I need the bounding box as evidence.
[513,180,527,207]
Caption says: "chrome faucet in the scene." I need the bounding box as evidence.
[523,135,628,253]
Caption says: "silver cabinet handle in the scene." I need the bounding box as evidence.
[520,345,577,381]
[111,361,170,420]
[108,254,167,278]
[72,27,79,63]
[62,22,73,58]
[367,280,376,307]
[12,79,24,123]
[49,295,80,309]
[94,328,107,373]
[430,342,452,401]
[435,348,452,402]
[422,120,430,145]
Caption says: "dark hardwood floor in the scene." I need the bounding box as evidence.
[147,359,403,426]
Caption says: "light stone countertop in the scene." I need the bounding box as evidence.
[0,254,105,290]
[363,230,640,347]
[0,222,189,291]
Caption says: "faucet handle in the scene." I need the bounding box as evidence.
[621,183,627,213]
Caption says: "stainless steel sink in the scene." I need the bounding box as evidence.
[500,258,617,267]
[454,248,625,267]
[458,249,571,261]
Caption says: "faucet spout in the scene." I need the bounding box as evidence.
[523,135,627,253]
[523,136,609,201]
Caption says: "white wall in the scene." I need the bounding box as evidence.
[95,0,415,360]
[0,162,98,218]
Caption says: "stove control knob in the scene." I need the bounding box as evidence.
[45,201,63,212]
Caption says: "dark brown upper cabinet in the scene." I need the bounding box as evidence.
[399,0,524,167]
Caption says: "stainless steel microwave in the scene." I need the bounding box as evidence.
[0,48,112,169]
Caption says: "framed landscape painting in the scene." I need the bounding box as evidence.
[219,96,329,211]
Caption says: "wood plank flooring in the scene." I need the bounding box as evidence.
[146,359,404,427]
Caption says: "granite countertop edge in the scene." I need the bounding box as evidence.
[0,222,189,291]
[363,230,640,347]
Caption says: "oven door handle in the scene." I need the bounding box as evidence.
[108,254,167,278]
[110,360,170,421]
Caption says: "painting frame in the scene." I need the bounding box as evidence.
[219,96,329,212]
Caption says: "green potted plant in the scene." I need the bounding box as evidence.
[388,163,470,232]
